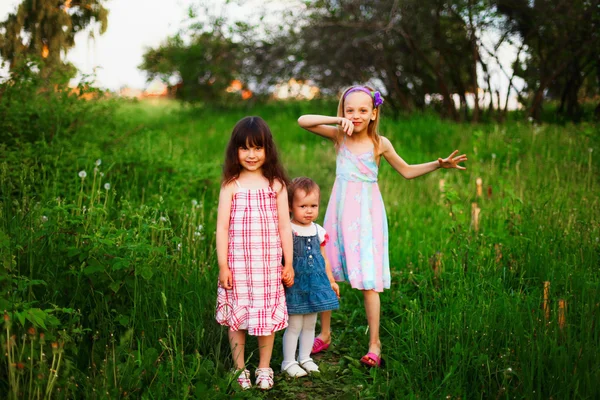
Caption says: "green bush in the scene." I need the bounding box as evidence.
[0,60,114,145]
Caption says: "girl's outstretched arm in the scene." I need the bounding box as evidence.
[297,115,354,140]
[274,180,294,287]
[380,137,467,179]
[216,183,235,289]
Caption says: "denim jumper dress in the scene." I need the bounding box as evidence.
[285,228,340,315]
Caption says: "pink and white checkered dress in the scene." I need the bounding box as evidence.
[215,183,288,336]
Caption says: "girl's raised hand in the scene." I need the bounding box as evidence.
[438,150,468,170]
[338,117,354,136]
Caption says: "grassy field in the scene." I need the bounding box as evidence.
[1,98,599,399]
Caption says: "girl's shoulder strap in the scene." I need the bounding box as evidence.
[234,180,242,188]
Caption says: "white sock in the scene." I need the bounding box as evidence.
[297,313,317,364]
[281,314,303,371]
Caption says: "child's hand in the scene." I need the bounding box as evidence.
[219,267,233,289]
[331,281,340,299]
[337,117,354,136]
[438,150,468,170]
[282,265,294,287]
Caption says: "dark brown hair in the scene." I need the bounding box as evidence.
[222,116,289,186]
[288,177,320,208]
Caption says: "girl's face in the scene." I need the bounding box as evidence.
[343,91,377,134]
[238,142,265,172]
[291,189,320,226]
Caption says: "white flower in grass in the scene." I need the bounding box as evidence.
[589,148,594,153]
[177,243,182,251]
[100,172,104,177]
[160,216,167,222]
[197,224,203,232]
[491,153,497,159]
[41,215,48,223]
[78,170,87,179]
[191,199,198,206]
[104,183,111,190]
[95,159,102,166]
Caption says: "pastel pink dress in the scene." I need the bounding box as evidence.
[215,182,288,336]
[324,142,390,292]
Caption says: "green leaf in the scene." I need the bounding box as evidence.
[25,308,48,329]
[117,314,130,327]
[67,247,81,257]
[83,262,105,275]
[140,266,154,281]
[109,281,122,293]
[16,311,26,327]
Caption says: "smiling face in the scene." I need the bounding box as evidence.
[343,91,378,134]
[291,189,320,226]
[238,141,265,173]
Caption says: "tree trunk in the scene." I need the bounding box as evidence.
[468,0,480,122]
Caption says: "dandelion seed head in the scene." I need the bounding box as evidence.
[191,199,198,206]
[41,215,48,223]
[78,170,87,179]
[197,224,203,232]
[94,167,99,174]
[492,153,496,159]
[160,216,167,222]
[104,183,111,190]
[96,159,102,166]
[589,148,594,153]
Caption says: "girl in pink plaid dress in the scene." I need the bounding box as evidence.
[215,116,294,391]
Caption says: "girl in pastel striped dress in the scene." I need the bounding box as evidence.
[298,86,467,368]
[215,116,294,390]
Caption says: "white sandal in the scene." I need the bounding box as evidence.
[282,362,308,378]
[235,369,252,390]
[300,360,320,374]
[255,367,274,390]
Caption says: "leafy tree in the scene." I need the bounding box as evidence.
[0,0,108,80]
[495,0,600,121]
[283,0,480,120]
[139,26,242,104]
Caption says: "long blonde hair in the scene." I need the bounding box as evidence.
[335,85,383,155]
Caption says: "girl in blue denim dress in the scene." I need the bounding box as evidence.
[281,177,340,377]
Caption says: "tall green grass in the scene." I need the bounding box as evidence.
[1,98,598,398]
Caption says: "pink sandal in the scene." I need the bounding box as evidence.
[360,352,385,368]
[311,337,330,354]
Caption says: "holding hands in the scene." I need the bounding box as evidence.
[438,150,468,170]
[282,264,294,287]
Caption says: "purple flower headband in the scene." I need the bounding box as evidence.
[343,86,384,108]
